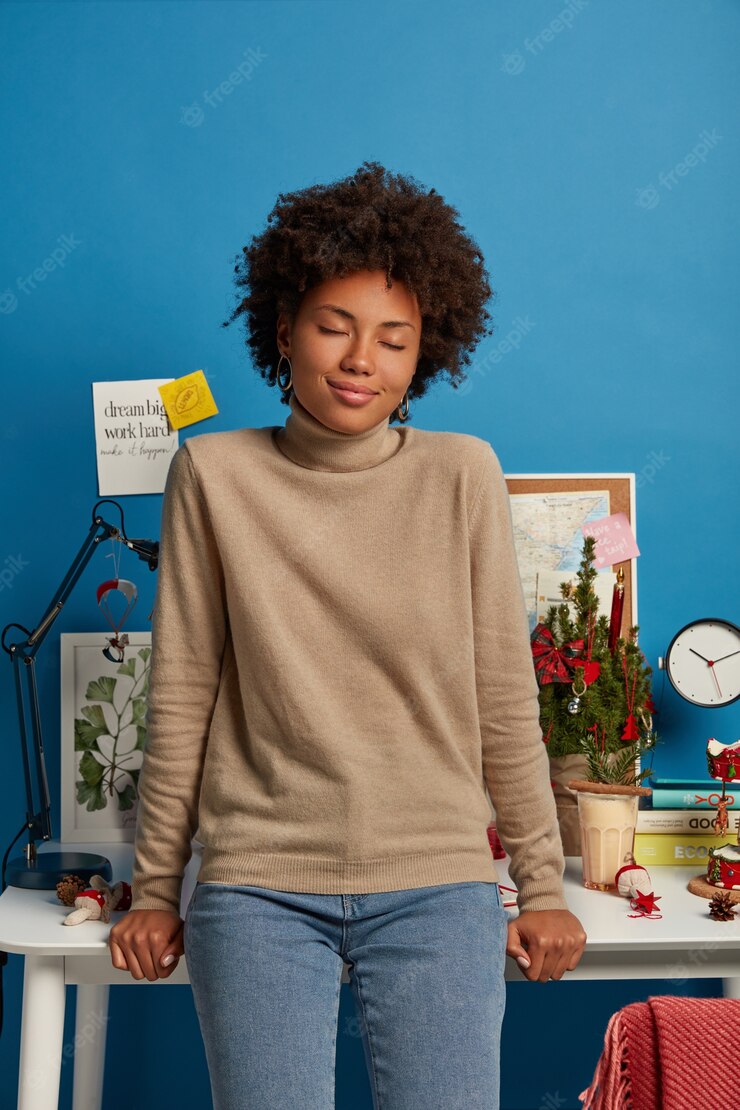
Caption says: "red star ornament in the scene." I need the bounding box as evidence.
[628,889,662,918]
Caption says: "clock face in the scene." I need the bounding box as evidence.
[665,618,740,707]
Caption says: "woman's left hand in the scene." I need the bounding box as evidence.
[505,909,587,982]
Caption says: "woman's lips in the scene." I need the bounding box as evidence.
[327,381,378,406]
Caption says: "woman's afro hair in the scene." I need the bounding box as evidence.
[222,161,496,420]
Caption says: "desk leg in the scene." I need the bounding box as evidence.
[72,984,109,1110]
[18,955,65,1110]
[722,977,740,998]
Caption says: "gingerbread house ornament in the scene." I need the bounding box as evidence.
[706,737,740,781]
[707,844,740,890]
[705,737,740,892]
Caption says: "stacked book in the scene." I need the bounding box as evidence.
[634,777,740,866]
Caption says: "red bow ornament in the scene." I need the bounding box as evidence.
[531,623,585,684]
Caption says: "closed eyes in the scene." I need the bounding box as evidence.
[318,325,405,351]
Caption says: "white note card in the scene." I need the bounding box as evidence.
[92,379,178,495]
[535,568,617,625]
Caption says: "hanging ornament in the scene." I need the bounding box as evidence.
[586,721,607,755]
[636,707,656,752]
[572,611,601,687]
[530,623,585,684]
[579,660,601,686]
[621,714,640,741]
[567,673,588,715]
[607,565,625,653]
[97,537,138,662]
[568,603,603,714]
[712,789,731,837]
[97,580,138,664]
[620,653,640,742]
[97,577,137,662]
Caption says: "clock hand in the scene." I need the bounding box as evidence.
[687,647,725,697]
[688,646,733,676]
[710,668,723,699]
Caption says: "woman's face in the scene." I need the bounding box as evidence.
[276,268,422,431]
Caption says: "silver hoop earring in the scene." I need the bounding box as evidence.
[276,353,293,392]
[397,390,410,422]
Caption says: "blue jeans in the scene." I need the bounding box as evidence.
[183,878,508,1109]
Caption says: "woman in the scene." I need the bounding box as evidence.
[109,161,586,1109]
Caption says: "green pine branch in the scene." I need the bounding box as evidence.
[578,733,656,786]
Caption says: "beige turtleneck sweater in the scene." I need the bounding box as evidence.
[130,393,567,915]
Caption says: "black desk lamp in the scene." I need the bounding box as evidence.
[1,499,159,890]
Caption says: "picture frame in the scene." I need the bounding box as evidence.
[60,631,152,843]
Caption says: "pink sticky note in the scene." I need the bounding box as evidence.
[581,512,639,568]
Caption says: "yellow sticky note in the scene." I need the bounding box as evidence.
[158,370,219,430]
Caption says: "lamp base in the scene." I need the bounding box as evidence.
[6,851,113,889]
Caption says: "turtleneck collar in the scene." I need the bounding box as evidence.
[272,392,403,472]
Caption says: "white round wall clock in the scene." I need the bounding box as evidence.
[661,618,740,708]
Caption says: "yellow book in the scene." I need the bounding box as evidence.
[633,833,736,866]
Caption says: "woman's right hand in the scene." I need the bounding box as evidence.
[108,909,185,981]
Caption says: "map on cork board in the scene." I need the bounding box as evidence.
[502,473,637,638]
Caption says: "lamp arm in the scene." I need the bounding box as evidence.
[1,504,159,858]
[10,652,50,847]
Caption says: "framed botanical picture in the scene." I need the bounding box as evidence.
[60,631,151,843]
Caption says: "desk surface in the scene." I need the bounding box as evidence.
[2,847,737,1110]
[1,842,738,981]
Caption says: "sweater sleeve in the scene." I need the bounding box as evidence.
[468,444,568,913]
[130,442,228,914]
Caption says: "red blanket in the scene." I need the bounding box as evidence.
[579,995,740,1109]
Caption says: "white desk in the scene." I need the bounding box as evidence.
[1,841,739,1110]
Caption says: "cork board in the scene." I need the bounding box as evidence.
[503,474,637,635]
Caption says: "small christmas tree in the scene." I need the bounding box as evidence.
[531,535,658,786]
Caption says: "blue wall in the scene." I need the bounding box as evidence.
[1,2,737,1106]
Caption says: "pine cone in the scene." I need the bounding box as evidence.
[56,874,88,906]
[708,890,737,921]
